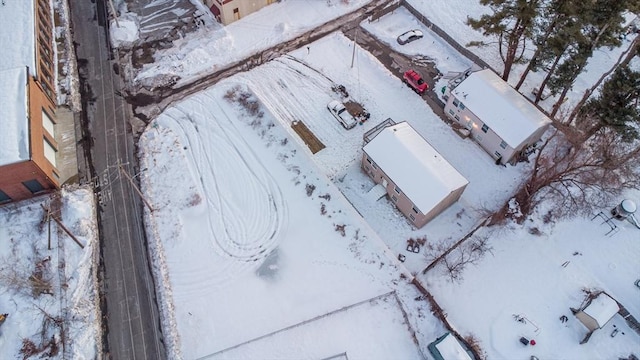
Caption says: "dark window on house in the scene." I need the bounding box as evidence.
[391,195,397,202]
[481,124,489,133]
[0,189,11,203]
[366,157,372,164]
[372,162,377,169]
[409,214,416,222]
[412,206,419,214]
[448,109,455,116]
[495,151,502,158]
[500,140,507,149]
[233,7,240,20]
[454,115,460,121]
[459,102,466,110]
[452,99,459,107]
[23,179,45,194]
[394,186,401,194]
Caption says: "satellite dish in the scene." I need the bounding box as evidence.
[620,199,637,215]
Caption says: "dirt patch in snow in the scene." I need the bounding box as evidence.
[291,120,325,154]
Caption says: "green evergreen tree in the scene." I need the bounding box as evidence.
[515,0,579,90]
[468,0,541,81]
[530,0,592,104]
[579,65,640,141]
[547,0,627,116]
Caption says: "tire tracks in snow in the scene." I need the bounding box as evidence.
[157,91,288,292]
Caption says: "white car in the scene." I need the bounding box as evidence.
[327,100,357,130]
[397,29,423,45]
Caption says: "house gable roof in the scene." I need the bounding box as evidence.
[363,122,468,214]
[451,69,551,148]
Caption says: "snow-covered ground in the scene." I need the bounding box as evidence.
[131,1,640,359]
[421,195,640,359]
[139,67,444,358]
[0,187,100,359]
[134,0,372,87]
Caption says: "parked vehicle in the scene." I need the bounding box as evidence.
[327,100,357,129]
[397,29,423,45]
[403,69,428,94]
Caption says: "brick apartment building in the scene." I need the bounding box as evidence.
[0,0,60,205]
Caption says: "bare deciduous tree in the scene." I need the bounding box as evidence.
[492,127,640,224]
[435,235,494,282]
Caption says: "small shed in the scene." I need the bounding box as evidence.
[428,332,473,360]
[575,293,619,332]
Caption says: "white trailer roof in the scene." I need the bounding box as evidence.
[452,69,551,147]
[363,122,468,214]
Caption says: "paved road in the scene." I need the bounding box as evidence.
[69,0,165,358]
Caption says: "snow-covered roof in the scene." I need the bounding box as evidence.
[0,67,31,166]
[0,0,37,75]
[452,69,551,147]
[583,293,619,328]
[363,122,468,214]
[435,333,473,360]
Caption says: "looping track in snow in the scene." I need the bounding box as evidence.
[160,92,287,265]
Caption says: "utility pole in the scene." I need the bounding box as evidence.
[350,28,358,68]
[40,204,85,249]
[108,0,120,28]
[119,164,154,212]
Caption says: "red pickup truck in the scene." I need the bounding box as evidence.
[403,69,428,94]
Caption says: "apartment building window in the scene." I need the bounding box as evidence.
[43,138,57,167]
[0,190,11,203]
[409,214,416,222]
[42,109,56,137]
[391,195,397,202]
[23,180,45,194]
[394,186,401,194]
[40,81,54,101]
[40,65,54,88]
[481,124,489,133]
[233,8,240,20]
[412,206,419,214]
[500,140,507,149]
[459,102,466,110]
